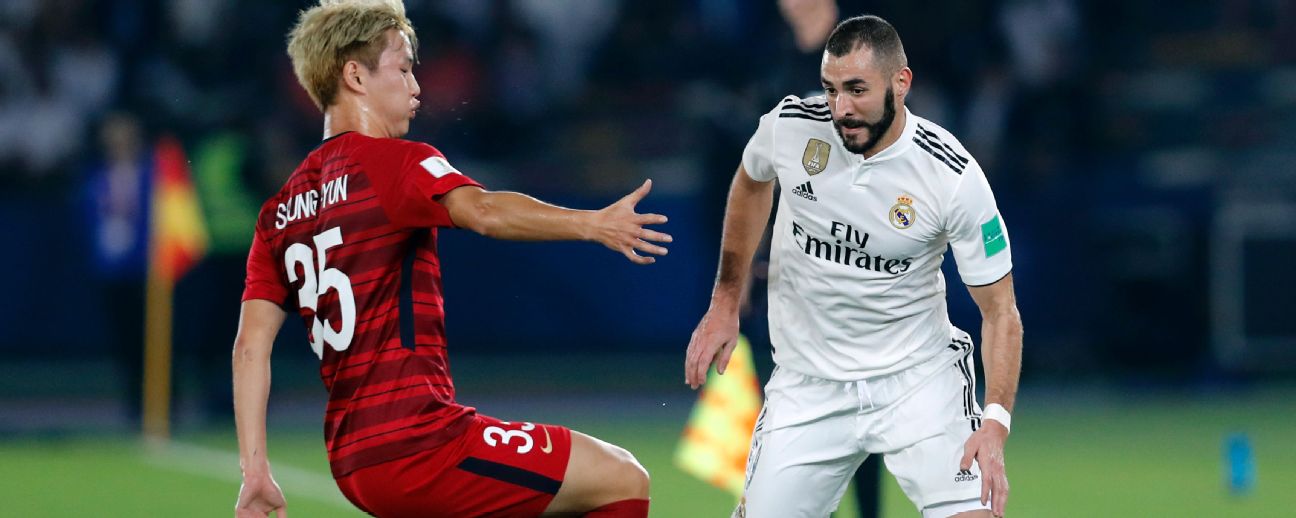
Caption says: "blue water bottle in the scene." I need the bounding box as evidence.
[1224,432,1255,496]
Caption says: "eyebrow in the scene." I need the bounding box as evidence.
[820,77,869,87]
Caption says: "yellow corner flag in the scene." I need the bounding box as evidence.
[676,335,763,497]
[143,135,208,441]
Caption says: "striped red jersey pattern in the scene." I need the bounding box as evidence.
[243,132,480,478]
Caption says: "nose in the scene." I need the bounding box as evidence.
[832,93,852,119]
[409,73,421,98]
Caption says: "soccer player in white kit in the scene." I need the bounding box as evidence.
[685,15,1023,518]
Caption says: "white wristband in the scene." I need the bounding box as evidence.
[982,403,1011,432]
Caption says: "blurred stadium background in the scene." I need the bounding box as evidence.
[2,0,1295,516]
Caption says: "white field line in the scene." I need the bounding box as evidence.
[145,441,354,510]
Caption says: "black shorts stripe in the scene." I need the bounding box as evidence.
[912,137,964,174]
[954,357,973,426]
[956,358,972,417]
[779,113,832,122]
[780,103,830,116]
[916,124,969,165]
[457,456,562,495]
[948,336,980,430]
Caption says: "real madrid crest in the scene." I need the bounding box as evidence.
[801,138,831,176]
[890,194,917,229]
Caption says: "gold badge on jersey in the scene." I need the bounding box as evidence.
[801,138,831,176]
[890,194,917,229]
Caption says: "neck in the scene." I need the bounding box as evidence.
[862,107,906,159]
[323,98,384,140]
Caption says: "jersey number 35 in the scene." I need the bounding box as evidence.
[284,226,356,358]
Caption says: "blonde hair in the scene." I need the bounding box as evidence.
[287,0,418,111]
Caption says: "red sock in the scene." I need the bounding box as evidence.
[584,498,650,517]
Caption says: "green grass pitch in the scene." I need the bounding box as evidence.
[2,389,1293,517]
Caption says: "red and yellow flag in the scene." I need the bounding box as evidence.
[143,135,208,441]
[676,335,763,497]
[149,136,209,282]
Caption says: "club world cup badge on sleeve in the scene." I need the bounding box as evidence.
[889,194,917,229]
[801,138,831,176]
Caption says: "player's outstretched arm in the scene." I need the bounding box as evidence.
[441,179,671,265]
[960,273,1023,517]
[685,165,775,389]
[233,299,289,518]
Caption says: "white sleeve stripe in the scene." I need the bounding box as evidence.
[419,156,459,178]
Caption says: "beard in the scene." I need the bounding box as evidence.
[834,86,897,156]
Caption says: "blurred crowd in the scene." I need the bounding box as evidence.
[0,0,1094,192]
[2,0,1294,381]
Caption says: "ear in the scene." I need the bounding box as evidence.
[340,60,367,95]
[893,66,912,98]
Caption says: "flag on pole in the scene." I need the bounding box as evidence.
[143,135,208,441]
[676,335,763,497]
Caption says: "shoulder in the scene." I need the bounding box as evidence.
[771,94,831,122]
[755,94,834,141]
[767,94,829,121]
[350,135,442,162]
[906,113,975,177]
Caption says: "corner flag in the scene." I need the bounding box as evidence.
[676,335,763,497]
[143,135,208,441]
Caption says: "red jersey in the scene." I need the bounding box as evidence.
[242,132,481,478]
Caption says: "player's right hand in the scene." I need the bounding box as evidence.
[685,306,740,389]
[235,472,288,518]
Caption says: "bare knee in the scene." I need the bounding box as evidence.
[547,433,650,514]
[605,444,650,500]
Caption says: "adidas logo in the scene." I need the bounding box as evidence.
[954,469,978,483]
[791,181,817,201]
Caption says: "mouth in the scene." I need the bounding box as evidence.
[838,124,868,138]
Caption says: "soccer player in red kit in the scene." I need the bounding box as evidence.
[232,2,665,517]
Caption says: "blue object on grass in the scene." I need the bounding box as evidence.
[1225,432,1255,496]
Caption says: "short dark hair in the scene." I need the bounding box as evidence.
[824,15,907,73]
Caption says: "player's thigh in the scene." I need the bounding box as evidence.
[739,418,862,518]
[544,430,649,514]
[881,364,989,517]
[337,415,573,518]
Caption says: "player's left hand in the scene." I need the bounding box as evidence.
[960,421,1009,517]
[591,179,672,265]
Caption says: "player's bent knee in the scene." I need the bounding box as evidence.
[621,450,650,499]
[604,444,650,500]
[549,432,650,513]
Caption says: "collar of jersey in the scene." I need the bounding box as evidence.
[833,106,917,166]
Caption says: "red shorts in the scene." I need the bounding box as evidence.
[335,414,572,518]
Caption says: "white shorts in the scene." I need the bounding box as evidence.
[735,330,991,518]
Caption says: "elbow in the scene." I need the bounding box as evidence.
[1007,309,1024,339]
[986,306,1023,335]
[231,336,267,366]
[231,339,251,366]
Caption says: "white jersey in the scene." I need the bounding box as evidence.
[743,95,1013,380]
